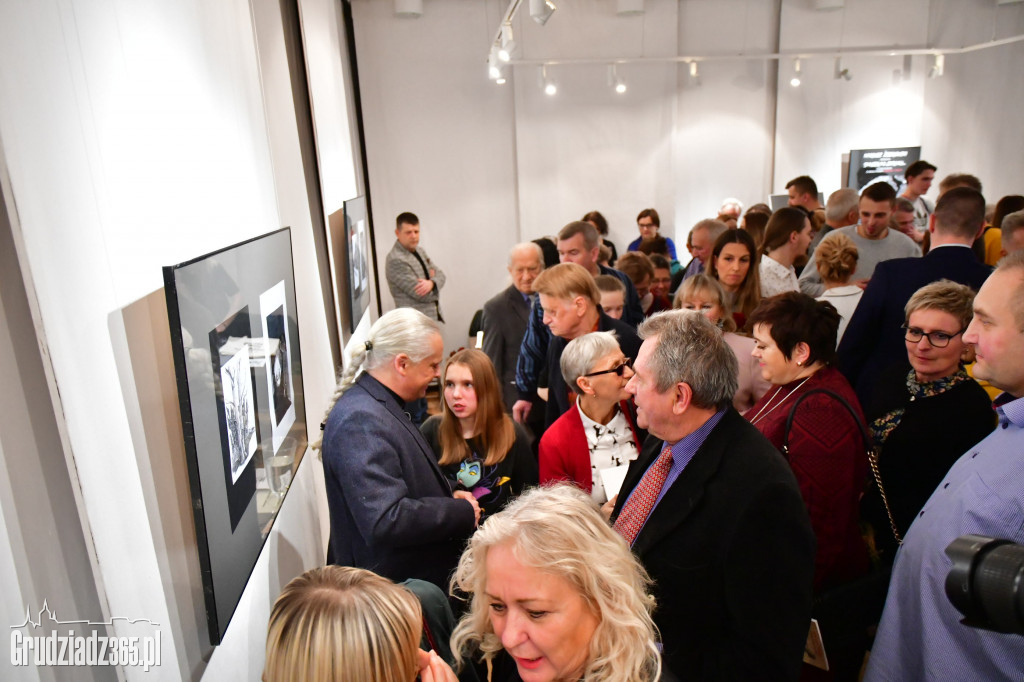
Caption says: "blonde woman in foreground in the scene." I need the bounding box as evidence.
[263,565,457,682]
[450,484,664,682]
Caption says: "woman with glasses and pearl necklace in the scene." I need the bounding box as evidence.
[744,292,870,594]
[538,331,646,506]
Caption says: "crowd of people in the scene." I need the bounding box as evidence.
[274,170,1024,681]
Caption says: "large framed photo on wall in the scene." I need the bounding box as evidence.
[163,227,307,645]
[344,196,371,333]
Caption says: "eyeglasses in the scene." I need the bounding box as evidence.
[902,325,964,348]
[584,357,633,378]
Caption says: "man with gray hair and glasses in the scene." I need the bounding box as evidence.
[611,310,814,680]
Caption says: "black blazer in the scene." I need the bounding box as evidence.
[322,373,476,591]
[612,409,815,681]
[838,245,991,405]
[481,285,532,412]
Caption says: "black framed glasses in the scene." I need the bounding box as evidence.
[902,324,964,348]
[584,357,633,378]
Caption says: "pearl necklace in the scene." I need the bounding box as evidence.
[748,375,813,425]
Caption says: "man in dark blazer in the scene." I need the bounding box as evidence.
[481,242,545,413]
[839,187,992,405]
[321,309,479,591]
[612,311,815,681]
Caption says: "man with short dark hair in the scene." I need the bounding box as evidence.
[864,251,1024,680]
[839,187,992,405]
[892,197,919,241]
[798,183,920,297]
[899,159,937,235]
[612,310,814,680]
[385,212,446,322]
[786,175,822,212]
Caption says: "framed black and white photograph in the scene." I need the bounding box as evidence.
[344,195,371,332]
[164,227,307,645]
[260,280,295,454]
[217,343,257,483]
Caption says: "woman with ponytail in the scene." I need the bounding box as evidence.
[318,308,480,592]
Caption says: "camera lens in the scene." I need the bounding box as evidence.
[946,534,1024,634]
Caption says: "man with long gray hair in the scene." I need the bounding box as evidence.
[319,308,479,591]
[611,310,814,680]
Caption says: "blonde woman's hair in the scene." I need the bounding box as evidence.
[815,232,859,285]
[263,566,421,682]
[313,308,440,450]
[532,263,601,307]
[905,279,976,330]
[450,485,661,682]
[673,274,738,333]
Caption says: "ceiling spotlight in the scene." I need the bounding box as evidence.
[498,24,516,62]
[688,60,701,86]
[488,49,509,84]
[617,0,644,15]
[833,57,852,81]
[609,65,627,94]
[928,53,945,78]
[790,58,802,87]
[530,0,557,26]
[541,65,557,96]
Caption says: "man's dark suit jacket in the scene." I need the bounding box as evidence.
[545,311,641,429]
[838,244,992,405]
[481,285,531,412]
[322,373,476,590]
[612,409,815,681]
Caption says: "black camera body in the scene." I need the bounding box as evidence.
[945,534,1024,635]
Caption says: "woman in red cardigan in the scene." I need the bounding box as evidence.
[539,331,646,504]
[745,292,870,594]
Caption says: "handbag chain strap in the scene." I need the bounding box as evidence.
[868,449,902,546]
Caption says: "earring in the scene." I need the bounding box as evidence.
[796,361,803,367]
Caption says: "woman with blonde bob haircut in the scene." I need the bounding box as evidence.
[450,484,661,682]
[264,566,457,682]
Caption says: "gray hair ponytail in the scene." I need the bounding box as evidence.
[312,308,441,451]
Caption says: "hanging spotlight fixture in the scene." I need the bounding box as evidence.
[498,24,516,62]
[609,65,627,94]
[541,65,557,95]
[790,58,802,87]
[928,54,945,78]
[529,0,557,26]
[833,57,852,81]
[689,61,701,86]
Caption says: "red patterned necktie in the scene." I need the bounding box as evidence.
[614,445,674,546]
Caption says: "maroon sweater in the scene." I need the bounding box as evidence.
[745,366,870,592]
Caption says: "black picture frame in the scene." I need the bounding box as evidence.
[163,227,307,645]
[344,196,371,333]
[847,146,921,191]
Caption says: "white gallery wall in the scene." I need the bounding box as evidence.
[0,0,357,678]
[352,0,1024,351]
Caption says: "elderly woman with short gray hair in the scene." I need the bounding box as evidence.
[538,331,646,505]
